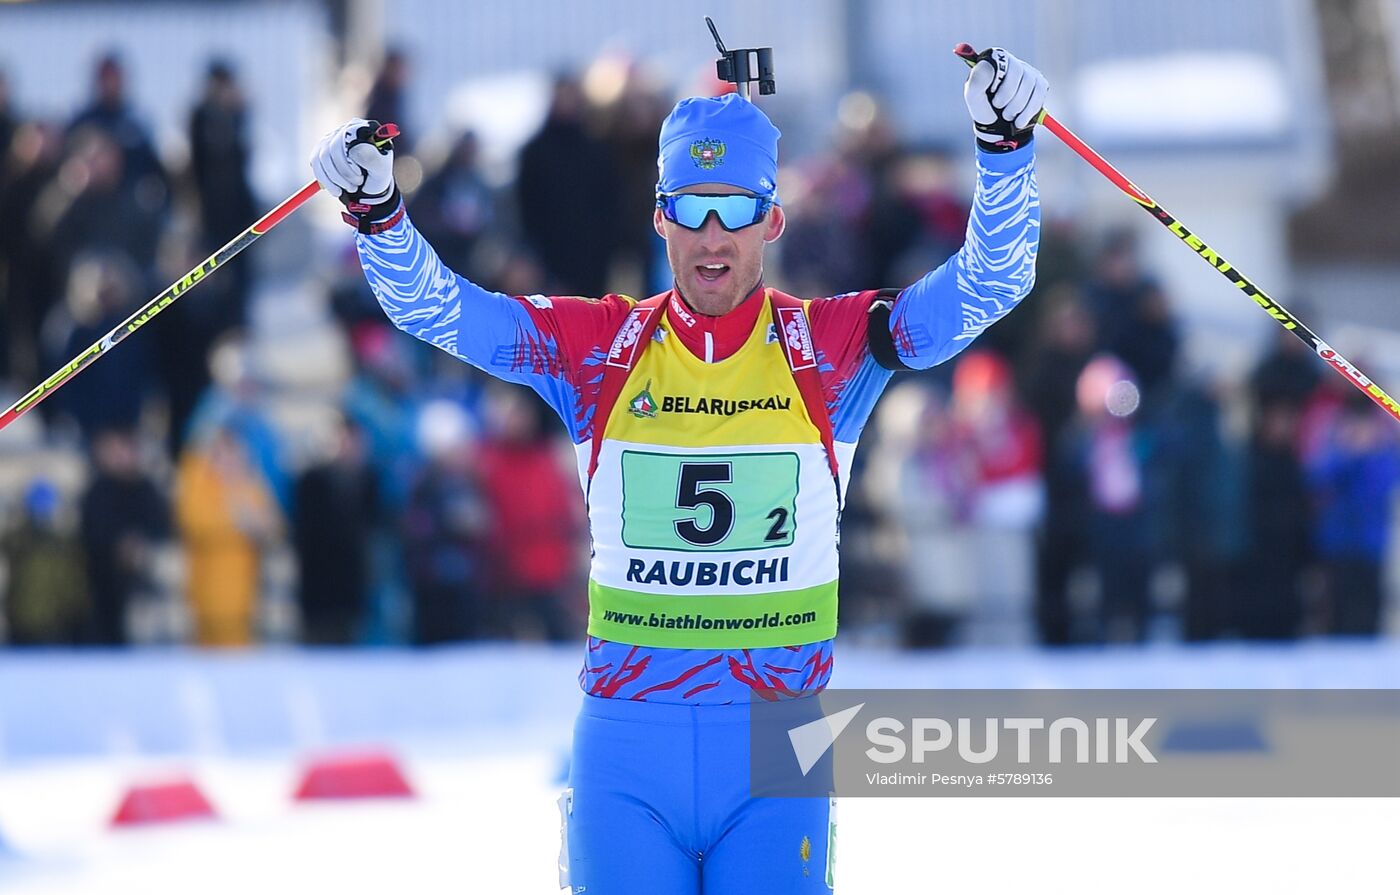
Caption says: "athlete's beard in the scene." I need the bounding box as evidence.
[680,273,767,319]
[675,269,764,317]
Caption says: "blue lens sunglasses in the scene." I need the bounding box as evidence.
[656,192,775,231]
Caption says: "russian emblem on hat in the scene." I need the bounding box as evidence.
[690,138,726,170]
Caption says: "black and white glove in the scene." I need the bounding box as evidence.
[962,48,1047,153]
[310,118,402,233]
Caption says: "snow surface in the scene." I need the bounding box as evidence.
[1,643,1396,893]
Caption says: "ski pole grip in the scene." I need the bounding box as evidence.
[953,43,987,68]
[349,120,400,154]
[952,44,1047,126]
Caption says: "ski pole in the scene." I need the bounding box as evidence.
[0,123,400,433]
[954,43,1400,423]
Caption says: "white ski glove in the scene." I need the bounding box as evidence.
[962,47,1048,152]
[310,118,401,231]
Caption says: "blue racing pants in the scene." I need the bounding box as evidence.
[559,694,836,893]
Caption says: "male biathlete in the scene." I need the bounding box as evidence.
[312,46,1046,894]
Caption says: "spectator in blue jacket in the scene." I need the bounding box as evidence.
[1307,389,1400,636]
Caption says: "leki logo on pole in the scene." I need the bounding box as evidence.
[628,380,659,418]
[690,138,726,169]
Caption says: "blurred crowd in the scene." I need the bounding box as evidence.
[1,50,1396,651]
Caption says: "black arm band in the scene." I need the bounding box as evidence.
[866,288,915,372]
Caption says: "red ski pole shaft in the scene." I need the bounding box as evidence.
[0,181,317,432]
[0,124,399,433]
[953,43,1400,423]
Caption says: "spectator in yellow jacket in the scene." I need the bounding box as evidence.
[175,425,281,646]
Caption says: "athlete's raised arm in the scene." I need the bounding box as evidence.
[888,47,1045,369]
[309,118,633,438]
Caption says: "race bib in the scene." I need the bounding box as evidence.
[620,450,799,552]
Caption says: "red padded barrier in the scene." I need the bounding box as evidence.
[111,778,218,826]
[294,751,415,801]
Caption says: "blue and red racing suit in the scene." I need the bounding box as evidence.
[357,142,1039,892]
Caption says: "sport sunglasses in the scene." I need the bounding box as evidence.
[656,192,775,231]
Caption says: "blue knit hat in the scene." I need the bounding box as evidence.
[656,94,780,202]
[24,479,59,521]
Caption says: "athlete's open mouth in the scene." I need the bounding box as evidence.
[696,263,730,283]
